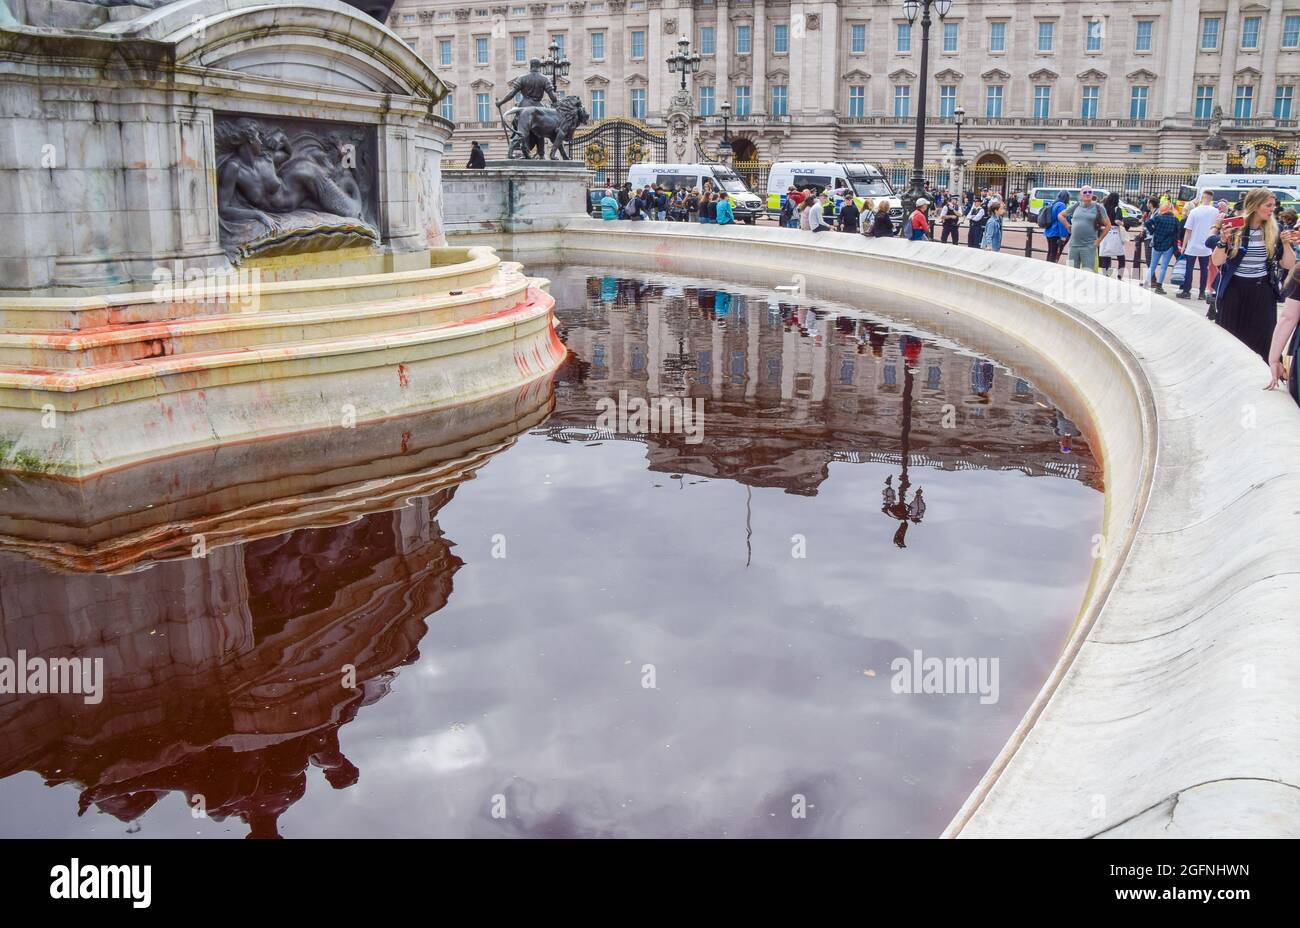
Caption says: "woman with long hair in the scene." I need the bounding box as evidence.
[1209,188,1298,360]
[1265,268,1300,405]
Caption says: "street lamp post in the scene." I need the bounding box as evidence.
[900,0,954,223]
[666,34,702,93]
[953,104,965,159]
[541,39,571,84]
[717,100,733,162]
[952,104,966,195]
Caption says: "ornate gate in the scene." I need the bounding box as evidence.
[572,117,668,188]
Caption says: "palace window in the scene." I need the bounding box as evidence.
[1081,85,1099,119]
[851,24,867,54]
[1234,84,1254,119]
[1195,85,1214,119]
[771,85,788,116]
[439,39,453,67]
[1086,20,1102,53]
[441,95,454,121]
[1033,85,1051,119]
[985,84,1003,118]
[631,87,647,118]
[1129,85,1148,119]
[513,36,526,63]
[477,93,491,122]
[1135,20,1152,52]
[699,85,715,116]
[897,23,912,53]
[894,84,910,117]
[1276,85,1294,119]
[701,26,715,55]
[591,31,605,60]
[773,24,788,54]
[1201,17,1220,51]
[1285,16,1300,49]
[475,36,489,65]
[939,85,956,117]
[734,85,751,116]
[737,25,752,55]
[631,30,645,59]
[989,22,1005,53]
[1242,16,1261,50]
[943,22,958,53]
[1037,21,1053,52]
[849,85,865,118]
[591,89,606,119]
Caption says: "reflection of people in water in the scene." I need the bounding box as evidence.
[1053,409,1081,454]
[970,358,995,400]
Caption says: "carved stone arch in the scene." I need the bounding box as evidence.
[981,68,1011,82]
[626,72,649,86]
[933,67,963,83]
[1077,68,1108,83]
[470,77,495,91]
[843,68,871,82]
[1235,65,1263,80]
[889,68,917,82]
[145,0,446,103]
[1028,68,1059,82]
[1126,68,1158,83]
[585,73,610,86]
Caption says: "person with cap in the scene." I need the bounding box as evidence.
[908,198,931,241]
[1060,185,1111,272]
[966,196,987,248]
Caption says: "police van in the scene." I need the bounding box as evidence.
[1176,173,1300,216]
[625,163,766,223]
[766,161,903,227]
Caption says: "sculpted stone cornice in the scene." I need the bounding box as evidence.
[418,10,436,23]
[455,9,472,22]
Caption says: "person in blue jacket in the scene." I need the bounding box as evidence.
[715,194,735,225]
[1045,190,1071,263]
[599,188,619,220]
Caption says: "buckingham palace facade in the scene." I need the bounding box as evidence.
[389,0,1300,171]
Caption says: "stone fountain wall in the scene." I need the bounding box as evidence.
[0,0,452,294]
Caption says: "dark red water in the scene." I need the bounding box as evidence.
[0,268,1101,838]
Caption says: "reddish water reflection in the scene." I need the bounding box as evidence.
[0,270,1102,838]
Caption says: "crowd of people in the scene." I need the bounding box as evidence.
[594,173,1300,406]
[598,181,737,224]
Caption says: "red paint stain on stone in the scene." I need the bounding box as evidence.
[397,364,409,388]
[400,430,411,454]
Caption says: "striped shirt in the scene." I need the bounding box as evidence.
[1236,229,1270,278]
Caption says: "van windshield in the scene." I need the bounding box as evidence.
[713,169,749,194]
[848,175,894,197]
[791,174,835,192]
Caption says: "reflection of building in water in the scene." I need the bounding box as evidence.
[0,384,553,838]
[548,274,1101,496]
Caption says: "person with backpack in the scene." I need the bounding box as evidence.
[624,189,644,221]
[780,193,796,229]
[1043,191,1070,263]
[1143,201,1183,293]
[1060,185,1111,271]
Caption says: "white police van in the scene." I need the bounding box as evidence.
[626,163,765,223]
[766,161,903,228]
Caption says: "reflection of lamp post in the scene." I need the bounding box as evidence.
[717,100,733,162]
[882,337,927,548]
[900,0,954,219]
[666,35,702,92]
[542,39,571,83]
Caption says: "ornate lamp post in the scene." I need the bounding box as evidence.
[900,0,954,220]
[717,100,733,162]
[666,34,702,92]
[541,39,571,83]
[665,35,702,163]
[952,104,967,194]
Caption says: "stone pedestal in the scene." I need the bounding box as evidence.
[0,0,452,295]
[441,160,591,236]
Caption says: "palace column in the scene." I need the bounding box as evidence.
[716,0,731,115]
[753,0,767,115]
